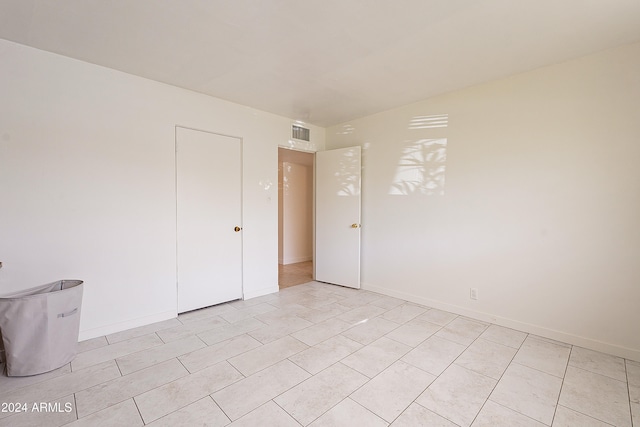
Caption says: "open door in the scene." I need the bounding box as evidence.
[315,146,361,288]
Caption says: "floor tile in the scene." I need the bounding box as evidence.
[472,400,546,426]
[479,325,527,349]
[146,397,231,427]
[77,336,108,353]
[309,398,388,427]
[368,295,406,310]
[390,403,457,427]
[105,318,181,344]
[0,363,71,396]
[254,308,308,325]
[627,359,640,389]
[294,304,350,324]
[380,303,427,324]
[291,318,352,346]
[568,346,627,382]
[490,363,563,425]
[455,338,517,379]
[402,335,466,376]
[327,286,366,298]
[66,399,142,427]
[179,334,262,373]
[629,360,640,422]
[558,365,631,427]
[0,394,76,427]
[341,337,411,378]
[385,318,441,347]
[116,335,206,375]
[279,294,339,310]
[336,305,388,326]
[227,335,308,376]
[0,360,121,407]
[336,292,383,308]
[228,401,300,427]
[269,290,313,306]
[75,358,188,417]
[275,362,368,425]
[528,334,572,348]
[340,317,399,345]
[220,303,279,323]
[552,405,612,427]
[351,360,435,422]
[248,316,313,344]
[416,309,457,326]
[71,333,163,371]
[134,361,243,424]
[416,364,496,427]
[197,317,266,346]
[289,335,362,375]
[434,317,488,346]
[512,336,571,378]
[213,359,309,420]
[156,316,229,342]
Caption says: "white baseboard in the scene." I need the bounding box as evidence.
[78,310,177,341]
[244,285,279,300]
[282,256,312,265]
[362,282,640,362]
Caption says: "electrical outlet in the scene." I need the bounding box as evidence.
[470,288,478,300]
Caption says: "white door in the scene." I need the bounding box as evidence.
[176,127,243,313]
[315,146,361,288]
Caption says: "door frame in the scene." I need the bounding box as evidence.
[277,145,362,289]
[277,146,317,283]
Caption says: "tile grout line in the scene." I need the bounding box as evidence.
[625,359,634,427]
[549,346,624,427]
[464,332,531,424]
[131,395,145,426]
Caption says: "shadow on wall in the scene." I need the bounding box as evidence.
[334,147,361,197]
[389,138,447,196]
[389,114,448,196]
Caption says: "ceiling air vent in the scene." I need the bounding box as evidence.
[292,124,310,142]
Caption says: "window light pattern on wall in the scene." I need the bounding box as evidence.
[389,114,448,196]
[408,114,448,129]
[335,147,361,196]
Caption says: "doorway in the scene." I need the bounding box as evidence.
[278,147,314,289]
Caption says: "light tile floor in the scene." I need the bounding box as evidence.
[0,281,637,426]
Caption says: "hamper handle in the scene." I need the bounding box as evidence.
[57,308,78,318]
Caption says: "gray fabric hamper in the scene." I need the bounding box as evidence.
[0,280,83,376]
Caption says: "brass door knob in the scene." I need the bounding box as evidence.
[234,226,242,232]
[351,223,360,228]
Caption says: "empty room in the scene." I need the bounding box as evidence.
[0,1,639,426]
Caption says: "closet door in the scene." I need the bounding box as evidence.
[176,127,243,313]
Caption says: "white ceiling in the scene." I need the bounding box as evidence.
[2,1,640,127]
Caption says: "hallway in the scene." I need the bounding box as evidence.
[278,261,313,289]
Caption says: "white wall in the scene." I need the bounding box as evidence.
[0,39,325,340]
[280,161,313,264]
[326,42,640,361]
